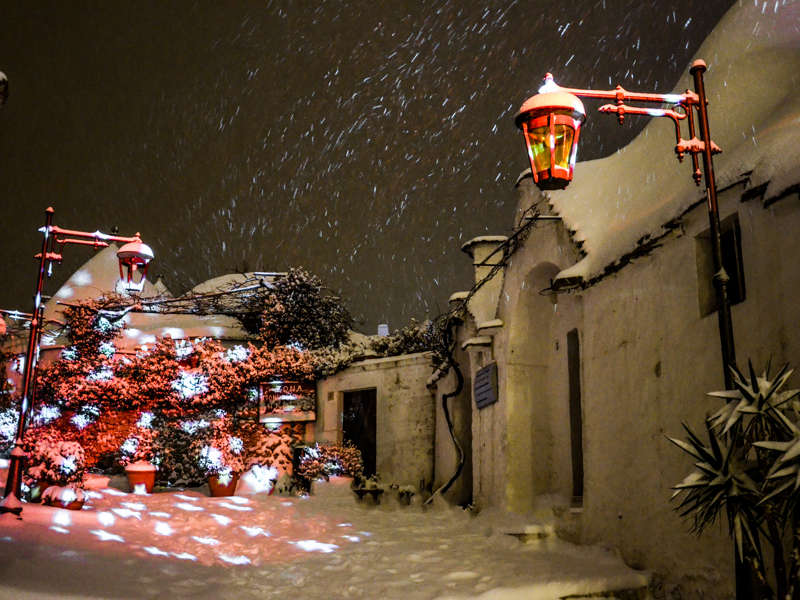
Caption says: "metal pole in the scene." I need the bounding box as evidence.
[1,207,54,515]
[690,60,736,389]
[690,58,749,600]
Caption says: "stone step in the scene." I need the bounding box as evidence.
[559,585,651,599]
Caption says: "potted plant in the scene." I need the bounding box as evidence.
[42,485,86,510]
[197,428,245,497]
[119,426,158,493]
[23,433,86,508]
[296,442,363,493]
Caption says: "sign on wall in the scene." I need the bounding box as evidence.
[474,362,498,409]
[259,380,316,423]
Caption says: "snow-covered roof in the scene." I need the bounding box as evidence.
[190,272,281,295]
[531,0,800,285]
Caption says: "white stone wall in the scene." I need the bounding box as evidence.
[316,352,436,489]
[471,177,800,596]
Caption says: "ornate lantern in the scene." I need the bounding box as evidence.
[116,238,154,291]
[515,75,586,190]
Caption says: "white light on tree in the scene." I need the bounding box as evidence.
[87,366,114,382]
[34,405,61,425]
[228,436,243,455]
[172,371,208,399]
[61,347,78,361]
[137,412,154,428]
[224,345,249,363]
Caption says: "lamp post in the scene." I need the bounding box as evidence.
[516,60,747,596]
[515,59,734,388]
[0,207,154,516]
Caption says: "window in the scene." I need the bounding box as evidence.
[695,213,746,317]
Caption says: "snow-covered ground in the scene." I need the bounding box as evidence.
[0,473,649,600]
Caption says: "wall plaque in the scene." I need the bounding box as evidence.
[474,362,498,409]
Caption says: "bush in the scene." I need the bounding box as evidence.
[118,425,157,467]
[296,442,363,482]
[669,361,800,598]
[259,268,352,350]
[194,418,246,478]
[23,430,86,488]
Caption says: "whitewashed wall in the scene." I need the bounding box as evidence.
[316,352,436,489]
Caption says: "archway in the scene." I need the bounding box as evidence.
[504,262,562,512]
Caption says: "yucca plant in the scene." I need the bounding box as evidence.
[669,361,800,599]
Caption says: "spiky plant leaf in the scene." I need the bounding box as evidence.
[709,362,799,436]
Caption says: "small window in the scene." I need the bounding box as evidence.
[695,213,746,317]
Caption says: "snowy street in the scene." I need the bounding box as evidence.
[0,476,648,600]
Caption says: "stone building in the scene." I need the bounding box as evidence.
[419,2,800,596]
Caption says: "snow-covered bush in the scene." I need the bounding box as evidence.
[669,361,800,598]
[258,268,353,351]
[26,296,318,488]
[369,319,433,356]
[42,485,85,509]
[296,442,363,482]
[0,407,17,454]
[118,426,157,467]
[23,430,86,488]
[195,419,245,478]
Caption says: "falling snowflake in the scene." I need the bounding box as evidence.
[198,445,223,473]
[71,413,93,430]
[0,409,17,442]
[94,317,115,333]
[59,455,77,475]
[175,340,193,359]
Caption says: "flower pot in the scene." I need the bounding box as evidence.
[312,475,354,498]
[125,460,157,494]
[208,471,240,497]
[42,486,85,510]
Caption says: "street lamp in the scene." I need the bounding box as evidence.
[0,207,154,515]
[515,59,733,386]
[516,60,746,595]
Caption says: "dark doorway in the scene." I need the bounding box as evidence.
[343,388,377,478]
[567,329,584,504]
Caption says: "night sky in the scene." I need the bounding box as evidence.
[0,1,735,333]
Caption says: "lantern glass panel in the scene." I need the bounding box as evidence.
[553,124,575,170]
[526,125,550,173]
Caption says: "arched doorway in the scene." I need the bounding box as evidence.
[505,261,583,511]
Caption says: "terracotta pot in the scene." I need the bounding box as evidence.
[42,486,85,510]
[208,471,240,497]
[45,496,85,511]
[312,475,354,497]
[125,461,157,493]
